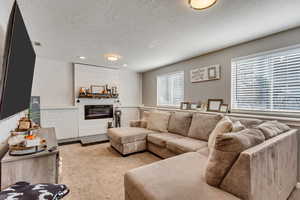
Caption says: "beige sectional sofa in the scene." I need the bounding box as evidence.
[107,110,298,200]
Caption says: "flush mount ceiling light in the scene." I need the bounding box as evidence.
[104,54,121,62]
[189,0,217,10]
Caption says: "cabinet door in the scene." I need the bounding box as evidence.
[41,109,79,140]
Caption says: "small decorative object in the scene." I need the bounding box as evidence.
[219,104,229,113]
[112,86,118,95]
[79,87,89,95]
[207,99,223,112]
[29,96,41,126]
[180,102,189,110]
[200,103,207,112]
[190,64,220,83]
[91,85,105,94]
[189,103,198,110]
[107,122,113,129]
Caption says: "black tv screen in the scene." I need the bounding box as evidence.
[0,2,36,120]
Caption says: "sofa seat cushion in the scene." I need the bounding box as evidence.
[125,152,240,200]
[166,137,207,154]
[147,133,184,147]
[108,127,155,144]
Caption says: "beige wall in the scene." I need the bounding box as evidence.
[142,27,300,107]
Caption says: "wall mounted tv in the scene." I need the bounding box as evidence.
[0,2,36,120]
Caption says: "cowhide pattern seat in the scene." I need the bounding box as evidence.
[0,182,69,200]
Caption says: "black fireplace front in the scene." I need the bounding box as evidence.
[84,105,113,120]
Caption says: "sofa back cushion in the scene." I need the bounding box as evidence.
[168,112,193,136]
[188,113,223,141]
[257,120,290,139]
[147,111,171,132]
[229,117,263,128]
[205,128,265,186]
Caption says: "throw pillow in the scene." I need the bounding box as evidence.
[147,111,171,132]
[188,113,223,141]
[205,128,265,186]
[232,120,245,132]
[229,117,263,128]
[208,116,233,151]
[257,120,290,139]
[168,112,193,136]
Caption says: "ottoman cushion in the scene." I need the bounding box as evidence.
[125,152,240,200]
[108,127,155,144]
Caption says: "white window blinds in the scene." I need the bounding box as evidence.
[231,46,300,113]
[157,71,184,106]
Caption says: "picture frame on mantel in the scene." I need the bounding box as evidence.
[91,85,105,94]
[207,99,223,112]
[190,65,220,83]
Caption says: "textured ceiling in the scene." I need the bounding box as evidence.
[17,0,300,72]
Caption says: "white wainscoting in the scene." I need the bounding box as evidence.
[120,107,140,127]
[40,105,140,140]
[41,107,79,140]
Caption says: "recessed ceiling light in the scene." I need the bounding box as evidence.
[189,0,217,10]
[123,64,128,67]
[104,54,121,62]
[79,56,86,60]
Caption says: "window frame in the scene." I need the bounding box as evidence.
[156,71,184,108]
[231,44,300,117]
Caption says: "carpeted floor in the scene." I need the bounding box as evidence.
[59,142,160,200]
[288,188,300,200]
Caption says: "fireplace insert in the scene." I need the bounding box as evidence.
[84,105,113,120]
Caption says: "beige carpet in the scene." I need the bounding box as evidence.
[59,142,160,200]
[288,188,300,200]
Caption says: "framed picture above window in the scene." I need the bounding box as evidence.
[190,65,220,83]
[157,71,184,107]
[231,45,300,113]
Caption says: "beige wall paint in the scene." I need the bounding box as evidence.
[142,27,300,107]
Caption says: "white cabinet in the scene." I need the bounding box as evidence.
[41,108,79,140]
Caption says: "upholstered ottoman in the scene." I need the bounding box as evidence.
[108,127,155,156]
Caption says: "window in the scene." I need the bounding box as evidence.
[157,71,184,107]
[231,45,300,113]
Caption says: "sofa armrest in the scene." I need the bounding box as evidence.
[220,129,298,200]
[129,120,142,128]
[130,120,147,128]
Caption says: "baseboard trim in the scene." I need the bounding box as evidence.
[296,182,300,189]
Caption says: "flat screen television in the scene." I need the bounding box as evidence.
[0,2,36,120]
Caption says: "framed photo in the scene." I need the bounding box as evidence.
[219,104,229,113]
[190,65,220,83]
[180,102,189,110]
[207,99,223,112]
[189,103,198,110]
[91,85,105,94]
